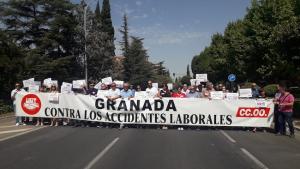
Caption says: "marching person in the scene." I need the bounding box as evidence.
[49,85,59,127]
[86,81,98,96]
[276,82,295,138]
[202,82,215,98]
[146,80,161,98]
[160,83,171,97]
[105,82,121,101]
[181,84,190,95]
[11,82,26,126]
[186,85,201,98]
[35,85,47,126]
[120,83,134,99]
[273,85,283,134]
[172,86,186,98]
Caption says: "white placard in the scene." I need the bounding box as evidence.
[114,80,124,88]
[28,85,39,92]
[210,91,224,100]
[23,78,35,88]
[61,82,72,94]
[72,80,86,89]
[48,93,59,102]
[152,83,158,89]
[167,83,173,90]
[34,81,41,87]
[51,80,58,87]
[239,88,252,98]
[43,78,52,88]
[196,74,208,82]
[94,82,102,89]
[190,79,197,86]
[102,77,113,85]
[225,93,239,100]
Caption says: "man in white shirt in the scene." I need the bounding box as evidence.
[146,80,161,98]
[105,82,121,101]
[11,82,26,126]
[97,83,108,98]
[181,84,190,95]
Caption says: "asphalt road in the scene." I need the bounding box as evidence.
[1,123,300,169]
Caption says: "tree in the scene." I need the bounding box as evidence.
[186,64,191,77]
[124,37,153,85]
[101,0,114,41]
[119,14,130,56]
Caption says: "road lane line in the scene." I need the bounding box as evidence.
[0,125,16,128]
[220,130,236,143]
[241,148,269,169]
[0,128,31,134]
[0,127,45,142]
[84,137,119,169]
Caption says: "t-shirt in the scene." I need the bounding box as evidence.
[160,89,171,97]
[278,93,295,112]
[181,89,190,95]
[120,89,134,98]
[105,88,121,98]
[146,87,158,98]
[11,88,26,105]
[86,88,98,96]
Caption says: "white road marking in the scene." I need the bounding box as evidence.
[0,127,45,142]
[0,125,16,129]
[84,137,119,169]
[0,128,31,134]
[241,148,269,169]
[220,130,236,143]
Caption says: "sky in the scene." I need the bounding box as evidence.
[74,0,251,77]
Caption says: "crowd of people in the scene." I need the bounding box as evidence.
[10,80,295,137]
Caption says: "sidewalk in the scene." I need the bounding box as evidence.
[294,121,300,131]
[0,112,14,120]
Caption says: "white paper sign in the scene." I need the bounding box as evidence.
[34,81,41,87]
[239,88,252,98]
[225,93,239,100]
[196,74,208,82]
[23,78,35,88]
[152,83,158,89]
[51,80,58,87]
[167,83,173,90]
[114,80,124,88]
[190,79,197,86]
[210,91,224,100]
[28,85,39,92]
[94,82,102,89]
[102,77,113,85]
[49,93,59,102]
[61,82,72,94]
[43,78,52,88]
[72,80,86,89]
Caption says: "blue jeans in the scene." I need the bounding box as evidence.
[279,111,294,135]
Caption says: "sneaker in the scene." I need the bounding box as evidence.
[16,123,20,126]
[177,127,181,130]
[162,126,168,130]
[23,123,27,126]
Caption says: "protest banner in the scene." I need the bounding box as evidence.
[102,77,113,85]
[196,74,208,82]
[210,91,224,100]
[16,93,274,127]
[225,93,239,100]
[239,88,252,98]
[48,93,59,102]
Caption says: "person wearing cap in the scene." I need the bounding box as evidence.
[11,82,26,126]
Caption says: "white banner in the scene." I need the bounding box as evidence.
[15,93,274,127]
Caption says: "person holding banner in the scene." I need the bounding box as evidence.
[186,86,201,98]
[277,83,295,138]
[172,86,186,98]
[36,85,47,126]
[105,82,121,101]
[146,80,161,98]
[160,84,171,97]
[202,82,215,98]
[120,83,134,99]
[49,85,59,127]
[181,84,190,95]
[11,83,26,126]
[86,82,98,96]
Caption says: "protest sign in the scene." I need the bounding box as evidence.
[51,80,58,87]
[190,79,197,86]
[34,81,41,87]
[72,80,86,89]
[239,88,252,98]
[23,78,35,88]
[61,82,72,94]
[167,83,173,90]
[94,82,102,89]
[114,80,124,88]
[28,85,39,92]
[196,74,208,82]
[102,77,113,85]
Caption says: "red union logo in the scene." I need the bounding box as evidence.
[236,107,270,118]
[21,94,41,115]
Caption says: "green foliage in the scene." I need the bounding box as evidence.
[0,100,13,114]
[180,76,192,86]
[191,0,300,85]
[263,84,278,97]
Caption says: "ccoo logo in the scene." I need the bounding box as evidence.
[21,94,41,115]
